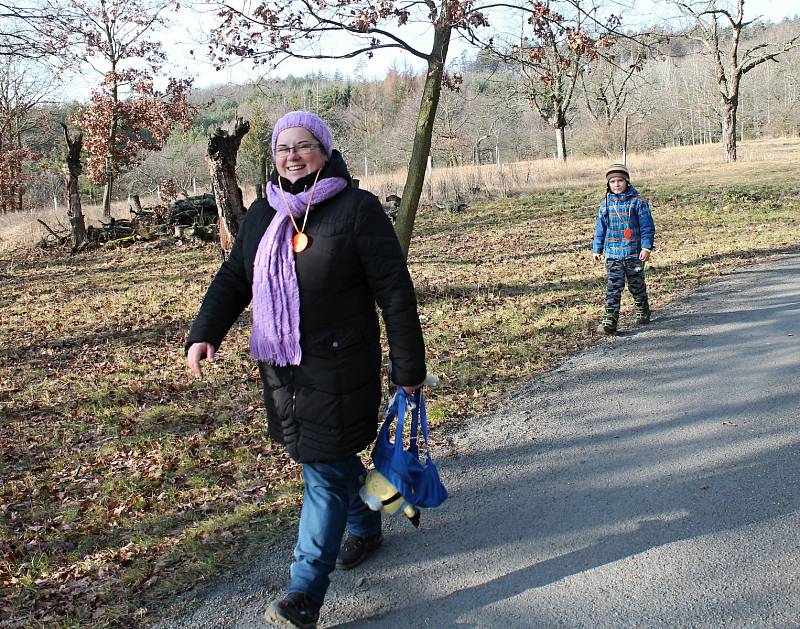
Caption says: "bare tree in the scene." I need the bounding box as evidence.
[339,84,380,177]
[471,112,507,165]
[582,36,653,126]
[467,0,621,161]
[430,70,513,167]
[42,0,188,215]
[0,56,53,212]
[0,2,51,59]
[208,0,491,257]
[435,80,469,167]
[674,0,800,161]
[121,133,208,199]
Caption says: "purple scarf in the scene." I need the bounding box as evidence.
[250,175,348,365]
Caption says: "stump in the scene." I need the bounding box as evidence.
[208,118,250,257]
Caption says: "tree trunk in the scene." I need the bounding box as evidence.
[553,109,567,161]
[61,124,86,250]
[555,126,567,161]
[0,135,4,214]
[13,129,24,212]
[207,118,250,257]
[102,74,120,217]
[101,173,113,216]
[722,99,737,162]
[473,134,490,165]
[394,23,452,259]
[15,132,23,212]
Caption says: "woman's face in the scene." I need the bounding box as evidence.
[275,127,327,183]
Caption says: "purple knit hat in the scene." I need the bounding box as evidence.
[271,111,334,157]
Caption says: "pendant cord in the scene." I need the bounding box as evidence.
[608,191,633,232]
[278,168,322,237]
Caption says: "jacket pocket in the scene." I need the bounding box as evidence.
[303,325,365,356]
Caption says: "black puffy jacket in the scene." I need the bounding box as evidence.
[186,152,426,462]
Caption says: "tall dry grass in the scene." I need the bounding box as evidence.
[360,137,798,204]
[0,197,157,253]
[1,137,793,252]
[0,189,263,253]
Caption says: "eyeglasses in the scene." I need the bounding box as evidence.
[275,142,321,156]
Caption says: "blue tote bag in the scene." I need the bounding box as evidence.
[371,388,448,509]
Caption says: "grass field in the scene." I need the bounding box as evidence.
[1,138,799,627]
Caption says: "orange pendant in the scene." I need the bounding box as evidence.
[623,228,633,240]
[292,232,309,253]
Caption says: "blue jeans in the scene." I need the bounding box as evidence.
[289,456,381,604]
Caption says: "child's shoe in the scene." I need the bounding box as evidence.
[265,592,321,628]
[634,298,651,324]
[596,308,618,335]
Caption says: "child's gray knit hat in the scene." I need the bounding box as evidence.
[605,163,630,182]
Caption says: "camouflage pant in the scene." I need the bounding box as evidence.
[605,257,648,310]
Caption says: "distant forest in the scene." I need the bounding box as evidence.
[8,17,800,211]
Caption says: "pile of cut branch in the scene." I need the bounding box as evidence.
[37,194,220,250]
[130,193,217,228]
[37,217,150,249]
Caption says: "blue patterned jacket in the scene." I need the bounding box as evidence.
[592,185,655,259]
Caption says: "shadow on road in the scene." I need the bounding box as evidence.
[327,255,800,628]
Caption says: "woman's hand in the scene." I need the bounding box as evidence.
[187,342,216,380]
[402,373,439,395]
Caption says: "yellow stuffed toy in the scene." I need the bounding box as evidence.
[359,469,420,528]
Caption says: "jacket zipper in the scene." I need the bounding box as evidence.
[290,367,297,420]
[289,366,299,451]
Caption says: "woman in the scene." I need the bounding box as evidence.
[185,111,426,629]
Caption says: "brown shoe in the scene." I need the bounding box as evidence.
[264,592,320,629]
[335,531,383,570]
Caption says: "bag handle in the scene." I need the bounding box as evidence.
[412,391,434,463]
[376,389,405,454]
[391,388,432,461]
[380,387,434,458]
[392,388,409,455]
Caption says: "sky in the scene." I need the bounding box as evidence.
[60,0,800,98]
[632,0,799,27]
[186,0,800,89]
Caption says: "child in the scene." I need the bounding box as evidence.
[592,163,655,334]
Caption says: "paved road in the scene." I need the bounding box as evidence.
[156,252,800,629]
